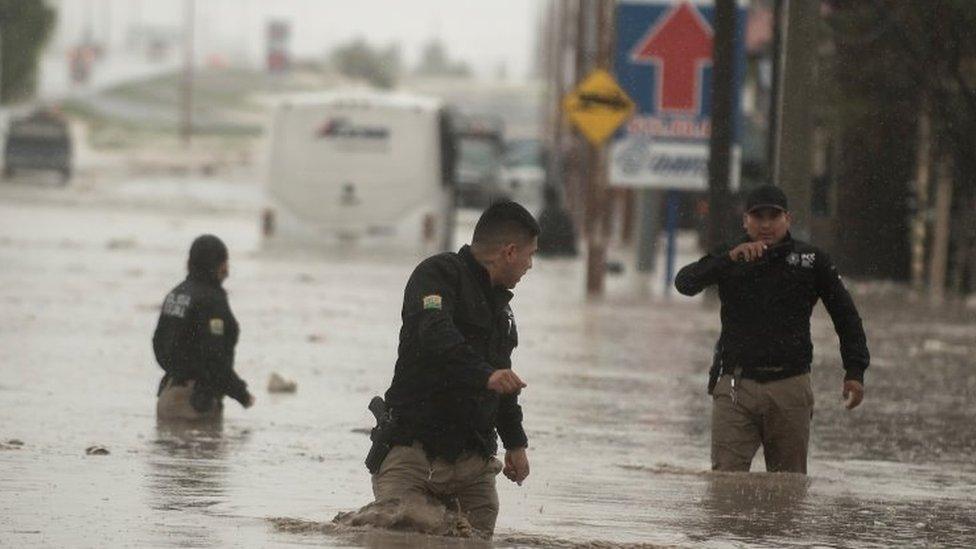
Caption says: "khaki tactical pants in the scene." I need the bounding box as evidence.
[711,373,813,474]
[372,442,504,535]
[156,379,222,421]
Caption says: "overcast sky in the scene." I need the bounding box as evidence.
[49,0,545,80]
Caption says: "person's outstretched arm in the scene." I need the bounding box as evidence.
[815,251,869,409]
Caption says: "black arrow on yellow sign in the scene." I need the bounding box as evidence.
[563,69,636,146]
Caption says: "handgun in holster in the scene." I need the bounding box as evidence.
[707,340,722,395]
[364,396,396,474]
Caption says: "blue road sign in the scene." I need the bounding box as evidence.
[611,0,747,190]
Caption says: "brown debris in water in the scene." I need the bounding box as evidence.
[268,517,340,535]
[1,439,24,450]
[267,372,298,393]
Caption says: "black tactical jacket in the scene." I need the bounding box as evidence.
[675,234,870,383]
[152,273,250,405]
[384,245,528,462]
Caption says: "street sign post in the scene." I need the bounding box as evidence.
[563,65,635,296]
[611,0,745,191]
[611,0,746,293]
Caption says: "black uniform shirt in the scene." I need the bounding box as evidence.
[152,273,250,405]
[385,245,528,462]
[675,234,870,383]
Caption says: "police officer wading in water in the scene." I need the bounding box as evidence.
[369,201,538,536]
[675,186,869,474]
[153,235,255,420]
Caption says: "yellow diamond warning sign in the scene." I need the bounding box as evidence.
[562,69,636,146]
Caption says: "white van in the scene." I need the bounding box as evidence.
[263,91,456,254]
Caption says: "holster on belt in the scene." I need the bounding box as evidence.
[365,396,397,474]
[707,340,722,395]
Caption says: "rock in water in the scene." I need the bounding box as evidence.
[268,373,298,393]
[85,446,110,456]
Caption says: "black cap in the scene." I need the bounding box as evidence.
[745,185,788,213]
[188,234,228,278]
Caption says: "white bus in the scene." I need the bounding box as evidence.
[263,90,456,254]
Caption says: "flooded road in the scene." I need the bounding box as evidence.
[1,179,974,548]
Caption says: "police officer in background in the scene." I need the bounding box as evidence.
[371,201,538,536]
[675,185,869,474]
[153,234,254,420]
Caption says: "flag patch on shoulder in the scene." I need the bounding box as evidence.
[209,318,225,335]
[422,295,442,310]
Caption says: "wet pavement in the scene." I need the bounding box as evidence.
[1,178,974,548]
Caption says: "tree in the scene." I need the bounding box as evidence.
[821,0,976,293]
[415,38,471,78]
[328,38,401,89]
[0,0,56,103]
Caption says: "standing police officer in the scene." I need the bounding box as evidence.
[675,186,869,474]
[153,234,254,420]
[371,201,538,536]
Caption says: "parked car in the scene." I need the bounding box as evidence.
[3,110,73,184]
[454,114,507,209]
[500,138,547,212]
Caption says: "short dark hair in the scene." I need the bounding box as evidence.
[187,234,228,276]
[472,200,540,248]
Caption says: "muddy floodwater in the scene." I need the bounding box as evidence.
[1,179,974,548]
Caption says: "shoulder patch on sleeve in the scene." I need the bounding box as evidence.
[422,295,442,310]
[209,318,225,335]
[162,293,191,318]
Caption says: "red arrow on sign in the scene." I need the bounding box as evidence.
[630,2,714,113]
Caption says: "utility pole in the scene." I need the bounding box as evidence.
[584,0,613,297]
[766,0,783,179]
[103,0,113,52]
[569,0,590,229]
[706,0,736,252]
[910,93,931,292]
[180,0,195,145]
[0,24,4,105]
[771,0,818,239]
[546,0,567,197]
